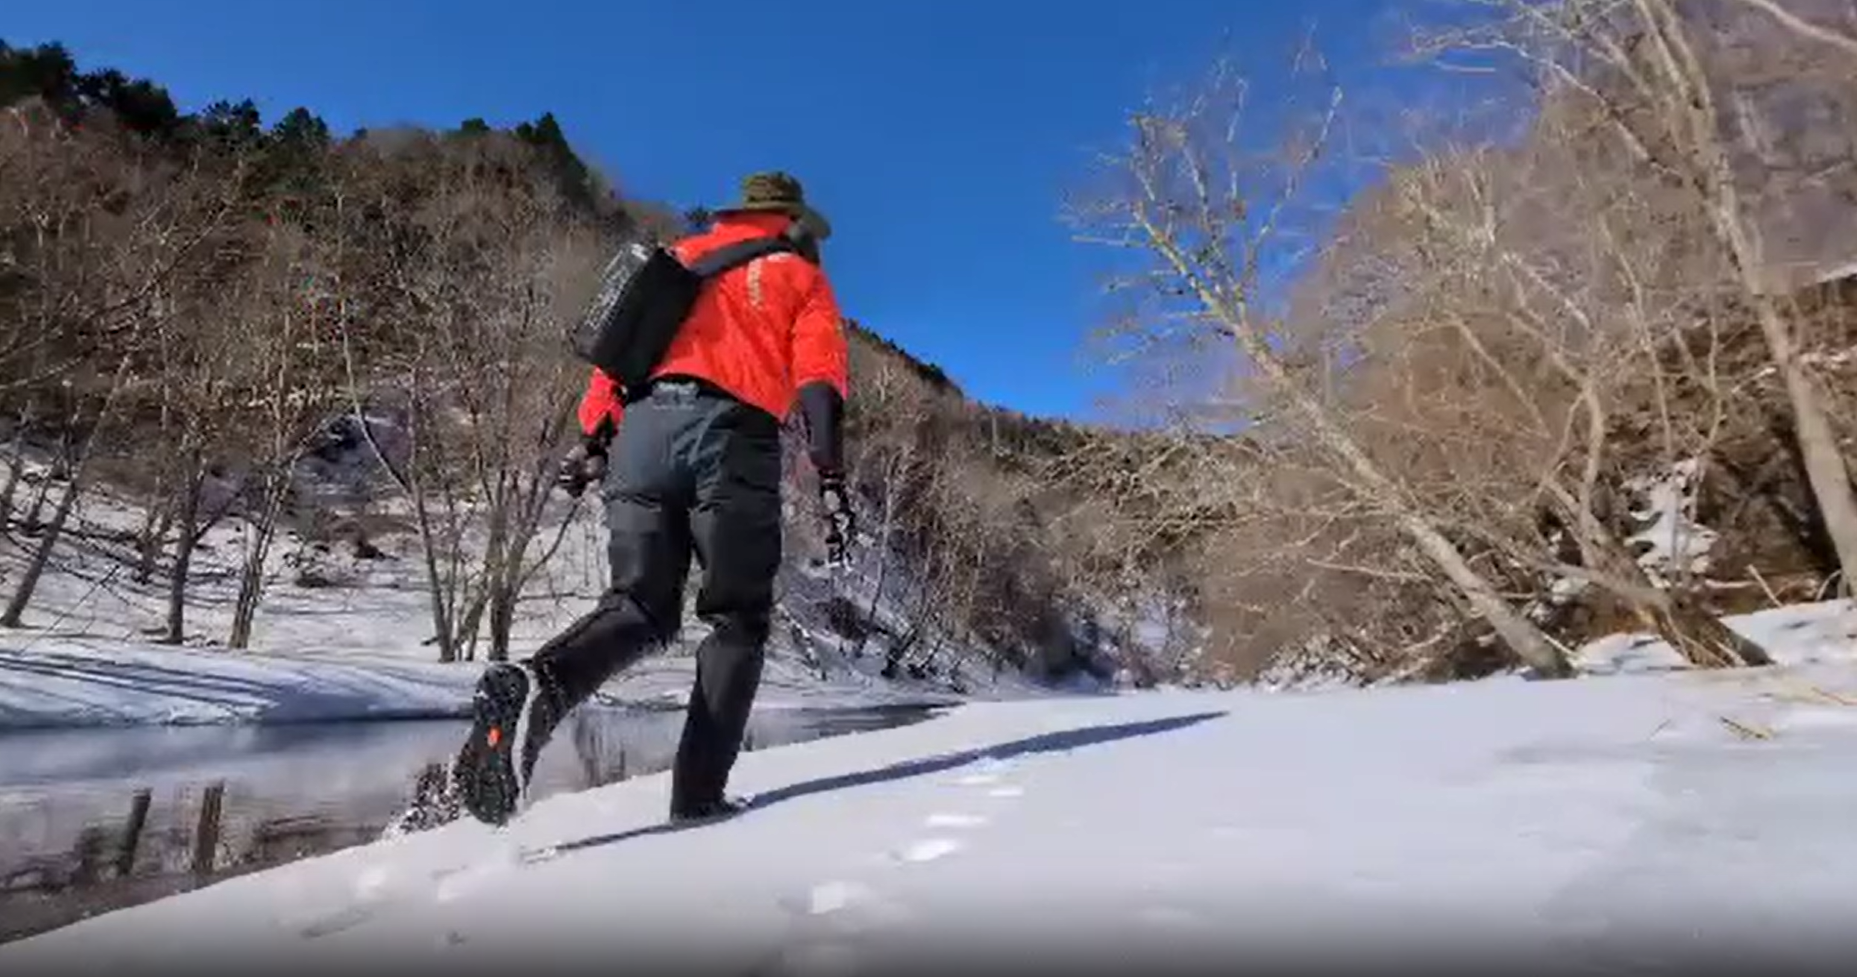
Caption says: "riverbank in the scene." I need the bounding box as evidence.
[0,701,947,942]
[8,659,1857,972]
[0,637,982,732]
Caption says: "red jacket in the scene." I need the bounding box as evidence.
[577,212,849,435]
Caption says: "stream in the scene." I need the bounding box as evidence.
[0,701,944,942]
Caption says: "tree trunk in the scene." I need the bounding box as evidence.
[412,496,458,664]
[855,461,900,661]
[227,536,266,651]
[20,449,58,533]
[136,504,175,585]
[1637,0,1857,596]
[2,470,83,629]
[228,477,289,650]
[227,521,265,650]
[488,587,515,663]
[132,451,175,585]
[0,456,21,536]
[1768,343,1857,597]
[0,417,28,536]
[1590,537,1770,667]
[475,505,514,663]
[1550,484,1772,668]
[1647,591,1769,667]
[162,471,203,645]
[356,405,460,663]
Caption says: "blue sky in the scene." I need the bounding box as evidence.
[8,0,1433,421]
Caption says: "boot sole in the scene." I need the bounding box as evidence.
[455,663,536,826]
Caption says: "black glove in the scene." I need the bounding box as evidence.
[818,469,856,567]
[556,437,609,498]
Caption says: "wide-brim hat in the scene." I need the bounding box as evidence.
[714,170,832,240]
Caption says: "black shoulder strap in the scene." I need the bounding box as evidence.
[686,235,801,278]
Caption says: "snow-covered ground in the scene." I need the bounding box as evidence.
[1576,598,1857,675]
[7,447,1856,969]
[0,471,1066,731]
[0,702,946,903]
[6,609,1855,973]
[0,638,967,731]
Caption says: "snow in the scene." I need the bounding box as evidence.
[1575,597,1857,675]
[0,638,964,731]
[1525,458,1724,631]
[7,437,1857,968]
[7,619,1857,972]
[0,702,946,890]
[1254,633,1385,692]
[1624,457,1719,581]
[0,472,1055,731]
[0,642,471,730]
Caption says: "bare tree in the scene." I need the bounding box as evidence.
[1721,0,1857,58]
[337,135,607,662]
[0,357,132,629]
[0,109,240,629]
[222,221,345,650]
[1346,126,1771,667]
[842,350,937,658]
[138,207,258,644]
[1073,57,1573,677]
[1420,0,1857,598]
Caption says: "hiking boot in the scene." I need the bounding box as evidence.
[669,794,750,825]
[455,661,561,826]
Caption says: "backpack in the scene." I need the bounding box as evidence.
[568,232,804,394]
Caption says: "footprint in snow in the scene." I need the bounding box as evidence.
[922,812,987,829]
[896,837,963,863]
[805,880,867,916]
[352,866,391,900]
[433,856,515,904]
[781,879,914,930]
[296,904,375,940]
[291,867,396,939]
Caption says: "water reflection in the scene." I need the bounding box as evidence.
[0,702,941,943]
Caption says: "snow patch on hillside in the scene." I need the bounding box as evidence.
[0,452,1082,731]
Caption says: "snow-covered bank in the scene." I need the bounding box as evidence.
[1575,597,1857,674]
[7,651,1856,973]
[2,596,1848,731]
[0,702,946,930]
[0,466,1077,732]
[0,639,968,732]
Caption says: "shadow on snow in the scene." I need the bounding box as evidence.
[534,709,1229,859]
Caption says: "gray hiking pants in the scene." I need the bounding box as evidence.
[528,378,783,811]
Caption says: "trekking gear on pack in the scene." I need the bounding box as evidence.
[572,210,846,439]
[568,232,805,394]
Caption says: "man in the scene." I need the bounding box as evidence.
[453,171,856,827]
